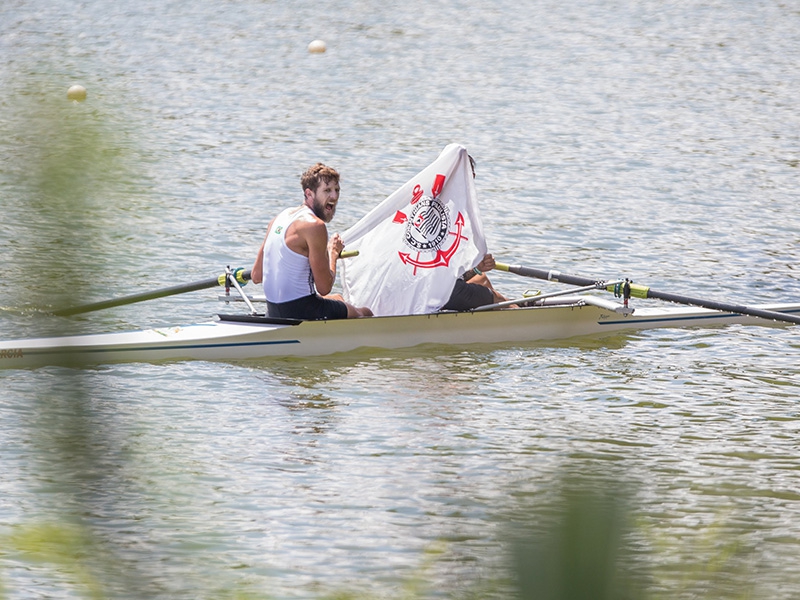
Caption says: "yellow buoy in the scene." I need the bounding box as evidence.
[307,39,326,54]
[67,84,87,102]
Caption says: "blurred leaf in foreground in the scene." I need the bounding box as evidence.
[2,78,132,315]
[5,522,104,600]
[510,474,647,600]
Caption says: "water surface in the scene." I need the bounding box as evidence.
[1,0,799,598]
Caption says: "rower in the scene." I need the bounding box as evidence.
[440,156,511,311]
[442,253,510,311]
[251,163,373,320]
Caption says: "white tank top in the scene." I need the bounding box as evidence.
[262,206,317,303]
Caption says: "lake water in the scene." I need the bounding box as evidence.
[1,0,799,598]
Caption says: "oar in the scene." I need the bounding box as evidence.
[53,250,360,317]
[53,268,252,316]
[495,263,800,326]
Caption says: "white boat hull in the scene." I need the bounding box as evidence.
[1,298,798,370]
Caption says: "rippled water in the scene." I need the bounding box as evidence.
[1,0,799,598]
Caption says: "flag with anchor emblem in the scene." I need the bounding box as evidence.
[341,144,487,316]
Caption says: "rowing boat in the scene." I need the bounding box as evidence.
[2,294,798,370]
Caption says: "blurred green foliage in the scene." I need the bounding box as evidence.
[508,474,645,600]
[4,522,104,599]
[3,79,129,314]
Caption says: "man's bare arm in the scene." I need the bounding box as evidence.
[250,219,276,285]
[303,220,338,296]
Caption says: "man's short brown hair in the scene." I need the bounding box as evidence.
[301,163,340,193]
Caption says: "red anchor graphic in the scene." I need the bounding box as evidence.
[393,173,469,274]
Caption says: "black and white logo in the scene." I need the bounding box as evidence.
[403,197,450,252]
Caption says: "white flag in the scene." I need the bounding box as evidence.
[341,144,487,316]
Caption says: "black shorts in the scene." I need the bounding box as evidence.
[441,278,494,311]
[267,294,348,320]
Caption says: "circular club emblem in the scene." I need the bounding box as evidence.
[404,197,450,251]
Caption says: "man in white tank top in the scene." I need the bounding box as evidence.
[251,163,373,320]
